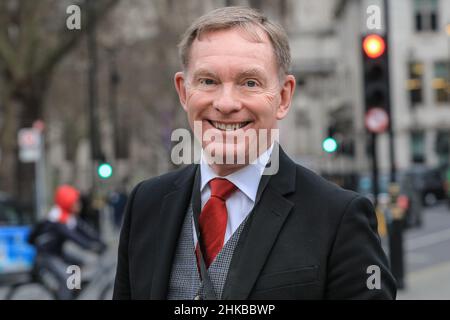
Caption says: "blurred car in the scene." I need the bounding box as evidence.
[357,173,423,228]
[438,165,450,208]
[402,165,447,207]
[357,173,392,204]
[0,192,36,283]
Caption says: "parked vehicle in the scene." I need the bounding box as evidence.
[397,174,423,227]
[402,165,447,207]
[0,192,36,284]
[356,173,423,229]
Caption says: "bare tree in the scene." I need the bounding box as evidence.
[0,0,119,198]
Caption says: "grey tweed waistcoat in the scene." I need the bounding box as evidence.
[167,203,248,300]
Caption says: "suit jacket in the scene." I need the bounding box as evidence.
[113,148,397,299]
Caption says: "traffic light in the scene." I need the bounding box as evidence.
[323,137,338,153]
[323,123,338,153]
[97,162,113,179]
[362,33,391,122]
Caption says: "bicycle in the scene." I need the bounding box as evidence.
[2,249,116,300]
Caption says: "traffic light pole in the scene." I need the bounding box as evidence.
[383,0,404,289]
[384,0,396,184]
[35,128,46,221]
[370,133,379,209]
[362,0,404,290]
[86,0,101,192]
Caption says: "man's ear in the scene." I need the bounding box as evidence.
[174,72,188,112]
[276,74,296,120]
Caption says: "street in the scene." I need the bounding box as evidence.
[397,202,450,299]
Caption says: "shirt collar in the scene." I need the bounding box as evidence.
[200,144,274,202]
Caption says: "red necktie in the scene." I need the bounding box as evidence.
[196,178,237,268]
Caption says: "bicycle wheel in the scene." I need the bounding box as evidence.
[5,282,56,300]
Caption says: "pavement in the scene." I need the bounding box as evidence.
[395,202,450,300]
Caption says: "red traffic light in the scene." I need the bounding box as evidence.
[363,34,386,59]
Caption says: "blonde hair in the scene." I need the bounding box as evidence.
[178,6,291,76]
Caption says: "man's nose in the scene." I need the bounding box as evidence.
[213,84,242,114]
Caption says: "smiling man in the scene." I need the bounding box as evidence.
[174,21,294,175]
[113,6,396,300]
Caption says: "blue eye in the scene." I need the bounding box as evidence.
[245,80,258,87]
[200,79,215,85]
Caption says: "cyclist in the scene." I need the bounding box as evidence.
[28,185,106,299]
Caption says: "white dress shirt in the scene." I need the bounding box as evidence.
[194,145,273,247]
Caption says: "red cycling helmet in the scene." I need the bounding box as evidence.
[54,185,80,223]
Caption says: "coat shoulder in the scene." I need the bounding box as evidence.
[132,165,196,204]
[138,165,195,194]
[295,164,359,201]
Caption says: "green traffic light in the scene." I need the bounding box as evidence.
[98,163,113,179]
[323,137,338,153]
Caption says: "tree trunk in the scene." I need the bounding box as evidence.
[0,76,46,207]
[0,92,20,196]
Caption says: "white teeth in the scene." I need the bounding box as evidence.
[212,121,247,131]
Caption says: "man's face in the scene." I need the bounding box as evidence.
[175,27,295,174]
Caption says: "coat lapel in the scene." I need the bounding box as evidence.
[149,165,197,299]
[222,147,297,300]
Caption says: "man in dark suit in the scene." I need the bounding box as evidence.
[113,6,396,300]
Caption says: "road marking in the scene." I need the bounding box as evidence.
[406,228,450,251]
[407,260,450,282]
[397,260,450,300]
[406,252,429,264]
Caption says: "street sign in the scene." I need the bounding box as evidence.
[18,128,41,163]
[365,107,389,133]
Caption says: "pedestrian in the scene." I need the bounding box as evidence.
[28,185,106,299]
[108,186,128,230]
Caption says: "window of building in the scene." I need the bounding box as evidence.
[433,61,450,103]
[414,0,438,32]
[435,130,450,165]
[407,62,424,106]
[411,130,426,163]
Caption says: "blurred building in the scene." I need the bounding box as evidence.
[266,0,359,188]
[330,0,450,184]
[283,0,450,189]
[389,0,450,170]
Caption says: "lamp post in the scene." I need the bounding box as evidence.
[86,0,103,191]
[107,47,121,160]
[446,23,450,104]
[445,23,450,180]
